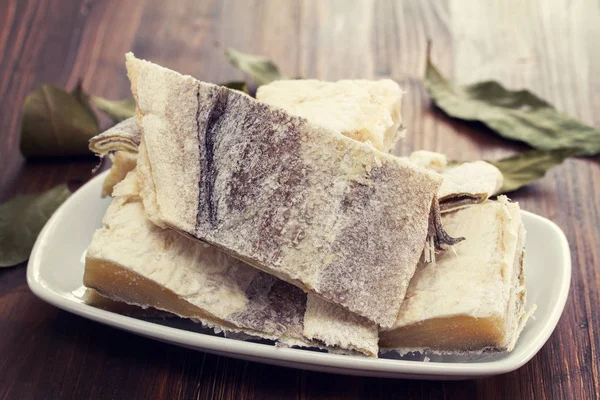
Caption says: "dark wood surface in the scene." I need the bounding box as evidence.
[1,0,599,398]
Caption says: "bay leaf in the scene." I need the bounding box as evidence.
[92,96,136,123]
[20,84,100,157]
[225,47,287,86]
[72,80,99,127]
[220,80,249,94]
[489,148,577,193]
[425,58,600,156]
[0,185,71,267]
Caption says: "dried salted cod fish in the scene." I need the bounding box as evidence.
[257,79,405,152]
[380,197,532,354]
[410,150,503,212]
[89,118,141,196]
[126,53,442,328]
[89,117,141,154]
[87,171,379,355]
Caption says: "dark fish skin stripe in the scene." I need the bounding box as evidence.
[439,195,482,212]
[230,272,307,335]
[196,86,229,229]
[428,198,464,250]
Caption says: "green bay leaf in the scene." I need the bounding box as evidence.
[0,185,72,267]
[225,48,287,86]
[20,84,100,158]
[92,96,136,123]
[489,148,577,193]
[426,58,600,156]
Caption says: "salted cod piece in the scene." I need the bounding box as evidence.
[88,120,379,356]
[89,117,141,154]
[379,197,530,353]
[409,151,503,212]
[89,118,141,197]
[256,79,404,153]
[126,53,442,328]
[86,171,378,356]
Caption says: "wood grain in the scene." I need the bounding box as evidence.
[0,0,598,398]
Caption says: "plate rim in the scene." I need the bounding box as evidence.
[25,171,572,378]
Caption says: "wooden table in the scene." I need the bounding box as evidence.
[1,0,598,398]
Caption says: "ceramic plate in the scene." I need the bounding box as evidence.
[26,172,571,380]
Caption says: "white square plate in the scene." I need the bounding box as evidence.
[27,172,571,380]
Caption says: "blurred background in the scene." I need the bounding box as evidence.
[4,0,599,170]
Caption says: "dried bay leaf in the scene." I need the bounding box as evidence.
[220,80,249,93]
[92,96,136,123]
[20,84,99,158]
[425,57,600,156]
[0,185,71,267]
[72,80,99,127]
[225,47,287,86]
[489,148,577,193]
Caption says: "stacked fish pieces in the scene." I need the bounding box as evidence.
[84,53,531,357]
